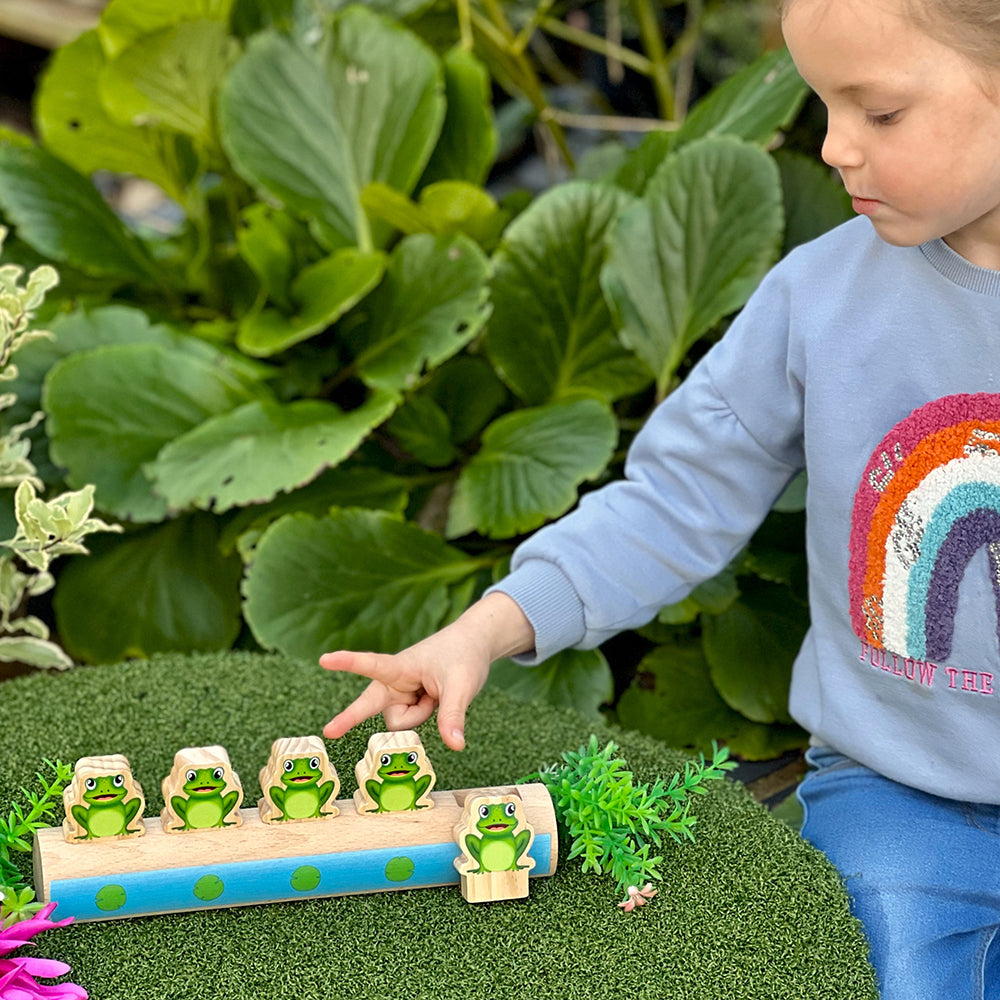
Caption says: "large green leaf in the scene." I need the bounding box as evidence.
[702,578,808,726]
[487,182,650,405]
[237,248,386,357]
[98,0,235,57]
[0,146,161,284]
[7,304,265,426]
[319,6,446,243]
[350,233,490,392]
[149,391,398,512]
[100,20,239,147]
[616,639,807,759]
[242,509,484,658]
[674,48,808,148]
[447,397,617,539]
[220,31,360,249]
[420,47,496,187]
[34,31,179,197]
[218,465,410,556]
[602,136,783,394]
[487,648,613,721]
[43,342,262,522]
[53,513,243,663]
[220,9,445,250]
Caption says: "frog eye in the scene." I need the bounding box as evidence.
[284,760,295,772]
[504,802,516,818]
[380,754,392,766]
[213,767,225,781]
[406,752,418,765]
[479,804,490,819]
[113,774,125,787]
[186,770,197,782]
[309,757,320,770]
[85,777,96,790]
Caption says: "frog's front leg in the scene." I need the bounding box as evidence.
[171,797,189,829]
[221,790,240,825]
[365,779,385,813]
[513,829,532,869]
[270,786,288,820]
[317,780,335,810]
[414,774,432,808]
[124,798,142,831]
[71,805,92,839]
[463,835,484,874]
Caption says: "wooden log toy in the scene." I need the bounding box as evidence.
[453,792,536,903]
[353,730,436,814]
[258,736,340,824]
[160,746,244,833]
[33,780,558,923]
[62,755,146,843]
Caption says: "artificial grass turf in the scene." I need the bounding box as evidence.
[0,651,878,1000]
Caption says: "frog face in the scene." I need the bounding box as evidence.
[376,751,419,781]
[83,774,127,805]
[280,756,322,788]
[183,766,227,797]
[475,801,517,835]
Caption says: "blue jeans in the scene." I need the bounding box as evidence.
[798,747,1000,1000]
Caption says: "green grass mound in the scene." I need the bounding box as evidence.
[0,651,877,1000]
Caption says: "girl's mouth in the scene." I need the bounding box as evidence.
[852,196,881,216]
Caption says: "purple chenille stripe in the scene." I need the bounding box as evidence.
[924,507,1000,662]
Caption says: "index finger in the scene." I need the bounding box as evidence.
[322,680,392,739]
[320,650,399,683]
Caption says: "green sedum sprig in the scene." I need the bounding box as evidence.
[0,759,72,896]
[532,737,736,902]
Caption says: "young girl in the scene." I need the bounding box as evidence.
[321,1,1000,995]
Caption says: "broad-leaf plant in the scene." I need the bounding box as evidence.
[0,0,853,757]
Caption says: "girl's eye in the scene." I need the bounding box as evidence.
[866,110,900,127]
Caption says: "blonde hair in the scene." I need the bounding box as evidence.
[904,0,1000,67]
[778,0,1000,67]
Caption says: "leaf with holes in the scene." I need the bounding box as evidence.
[348,233,490,392]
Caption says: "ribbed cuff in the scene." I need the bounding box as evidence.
[484,559,586,665]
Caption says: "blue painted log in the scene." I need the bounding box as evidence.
[33,784,557,922]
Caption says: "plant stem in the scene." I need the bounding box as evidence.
[539,16,653,76]
[456,0,473,50]
[468,6,576,169]
[632,0,675,119]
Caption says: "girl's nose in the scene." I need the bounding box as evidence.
[821,115,864,171]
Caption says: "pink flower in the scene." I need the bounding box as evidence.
[0,902,87,999]
[617,882,657,912]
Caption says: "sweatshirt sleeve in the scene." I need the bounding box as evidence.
[487,264,806,664]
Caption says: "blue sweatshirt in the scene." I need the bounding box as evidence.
[492,216,1000,803]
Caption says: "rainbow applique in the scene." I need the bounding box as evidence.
[849,394,1000,662]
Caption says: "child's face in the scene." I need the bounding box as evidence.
[783,0,1000,268]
